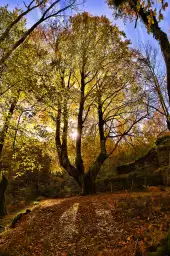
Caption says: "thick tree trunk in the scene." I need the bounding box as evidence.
[75,70,85,174]
[0,174,8,217]
[82,173,96,195]
[81,95,108,195]
[98,99,106,155]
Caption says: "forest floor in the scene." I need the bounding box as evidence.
[0,190,170,256]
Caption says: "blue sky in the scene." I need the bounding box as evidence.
[1,0,170,49]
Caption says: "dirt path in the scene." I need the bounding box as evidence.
[0,192,170,256]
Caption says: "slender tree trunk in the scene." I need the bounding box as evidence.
[98,97,106,156]
[0,95,18,217]
[0,95,18,156]
[149,64,170,130]
[133,0,170,103]
[0,174,8,217]
[140,12,170,129]
[111,0,170,103]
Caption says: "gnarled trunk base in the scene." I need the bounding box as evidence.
[81,173,96,195]
[0,174,8,217]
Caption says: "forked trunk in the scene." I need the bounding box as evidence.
[0,174,8,217]
[80,96,108,195]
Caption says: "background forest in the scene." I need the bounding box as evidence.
[1,1,170,256]
[0,0,169,216]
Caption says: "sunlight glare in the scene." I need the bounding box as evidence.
[70,131,78,140]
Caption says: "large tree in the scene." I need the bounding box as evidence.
[52,12,147,194]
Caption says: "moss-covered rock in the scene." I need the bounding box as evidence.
[147,246,165,256]
[156,144,170,167]
[110,171,164,190]
[156,135,170,167]
[154,167,170,185]
[115,135,170,188]
[117,148,159,176]
[156,135,170,146]
[10,209,31,228]
[97,135,170,192]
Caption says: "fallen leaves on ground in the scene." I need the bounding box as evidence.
[0,191,170,256]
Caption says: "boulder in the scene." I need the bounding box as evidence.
[115,135,170,188]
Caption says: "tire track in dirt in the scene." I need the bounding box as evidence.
[2,193,168,256]
[0,198,81,256]
[73,198,100,256]
[93,200,123,235]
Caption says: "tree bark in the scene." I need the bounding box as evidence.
[82,95,108,194]
[0,96,18,217]
[82,172,96,195]
[75,70,85,175]
[55,90,81,188]
[0,174,8,217]
[0,95,18,157]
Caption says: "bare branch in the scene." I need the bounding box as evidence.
[108,114,148,157]
[0,0,42,44]
[0,0,77,65]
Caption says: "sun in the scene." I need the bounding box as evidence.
[70,130,78,140]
